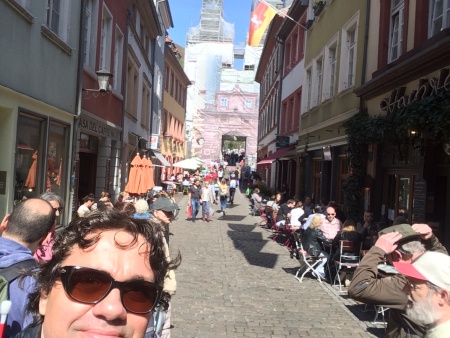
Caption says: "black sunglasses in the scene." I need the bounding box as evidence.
[53,207,63,213]
[58,266,162,314]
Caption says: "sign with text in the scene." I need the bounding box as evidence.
[149,134,159,150]
[79,116,121,141]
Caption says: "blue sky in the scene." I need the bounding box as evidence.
[167,0,252,47]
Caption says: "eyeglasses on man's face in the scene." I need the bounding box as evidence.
[58,266,162,314]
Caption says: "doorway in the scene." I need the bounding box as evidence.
[78,152,97,204]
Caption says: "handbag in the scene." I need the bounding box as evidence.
[187,205,192,218]
[208,208,215,217]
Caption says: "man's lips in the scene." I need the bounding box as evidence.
[79,328,124,338]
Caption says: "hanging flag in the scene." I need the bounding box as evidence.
[248,0,277,46]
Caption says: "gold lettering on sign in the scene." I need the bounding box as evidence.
[380,69,450,113]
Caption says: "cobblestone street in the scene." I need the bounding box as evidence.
[169,190,385,337]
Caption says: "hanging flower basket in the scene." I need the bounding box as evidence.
[313,1,325,16]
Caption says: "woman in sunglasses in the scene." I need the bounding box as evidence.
[21,209,180,338]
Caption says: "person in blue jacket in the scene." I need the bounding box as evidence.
[0,198,55,338]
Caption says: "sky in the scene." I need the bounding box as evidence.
[167,0,252,48]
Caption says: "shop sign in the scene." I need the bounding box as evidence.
[149,134,159,150]
[380,69,450,114]
[276,136,290,148]
[79,116,120,140]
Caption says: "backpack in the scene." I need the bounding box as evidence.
[0,259,37,304]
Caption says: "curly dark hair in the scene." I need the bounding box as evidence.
[27,208,181,324]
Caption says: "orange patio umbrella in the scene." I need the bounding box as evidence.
[125,154,143,194]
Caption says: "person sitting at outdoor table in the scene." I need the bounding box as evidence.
[289,201,304,230]
[357,211,378,249]
[302,204,325,230]
[251,188,263,210]
[275,199,295,229]
[320,206,342,240]
[301,214,332,280]
[332,219,362,285]
[266,195,279,213]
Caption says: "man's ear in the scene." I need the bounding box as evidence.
[0,213,10,232]
[437,289,449,306]
[39,290,49,316]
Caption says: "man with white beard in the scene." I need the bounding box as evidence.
[394,251,450,338]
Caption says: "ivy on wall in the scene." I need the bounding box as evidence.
[343,89,450,221]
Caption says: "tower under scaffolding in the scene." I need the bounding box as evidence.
[186,0,234,45]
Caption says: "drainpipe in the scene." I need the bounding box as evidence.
[122,9,131,190]
[69,0,86,221]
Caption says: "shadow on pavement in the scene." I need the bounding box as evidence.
[220,215,246,222]
[226,223,279,269]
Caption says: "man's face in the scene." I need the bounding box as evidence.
[326,207,336,222]
[288,202,295,208]
[305,197,311,205]
[49,200,61,219]
[39,230,155,338]
[363,212,373,223]
[405,278,442,325]
[194,180,200,187]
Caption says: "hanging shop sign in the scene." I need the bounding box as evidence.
[380,69,450,114]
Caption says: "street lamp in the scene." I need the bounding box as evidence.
[82,70,113,98]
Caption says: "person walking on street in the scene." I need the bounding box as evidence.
[188,179,201,222]
[229,174,238,204]
[201,181,214,222]
[218,179,229,217]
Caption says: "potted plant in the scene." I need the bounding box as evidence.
[313,0,326,16]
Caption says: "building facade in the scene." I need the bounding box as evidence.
[355,0,450,247]
[298,0,368,210]
[76,0,128,209]
[161,38,190,178]
[0,0,82,223]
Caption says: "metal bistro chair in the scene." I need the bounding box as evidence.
[295,242,326,283]
[333,240,362,292]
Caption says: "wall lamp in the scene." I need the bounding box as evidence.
[82,70,113,98]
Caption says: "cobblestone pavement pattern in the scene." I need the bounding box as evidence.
[169,189,385,338]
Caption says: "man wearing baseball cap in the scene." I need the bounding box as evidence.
[348,223,448,337]
[394,251,450,337]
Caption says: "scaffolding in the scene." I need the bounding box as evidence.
[186,0,234,44]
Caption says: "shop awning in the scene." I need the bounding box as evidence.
[256,146,295,168]
[152,151,171,167]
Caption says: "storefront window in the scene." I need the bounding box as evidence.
[15,112,69,223]
[15,114,45,202]
[384,173,414,223]
[47,121,69,199]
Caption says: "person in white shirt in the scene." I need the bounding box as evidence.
[289,201,304,229]
[77,193,95,217]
